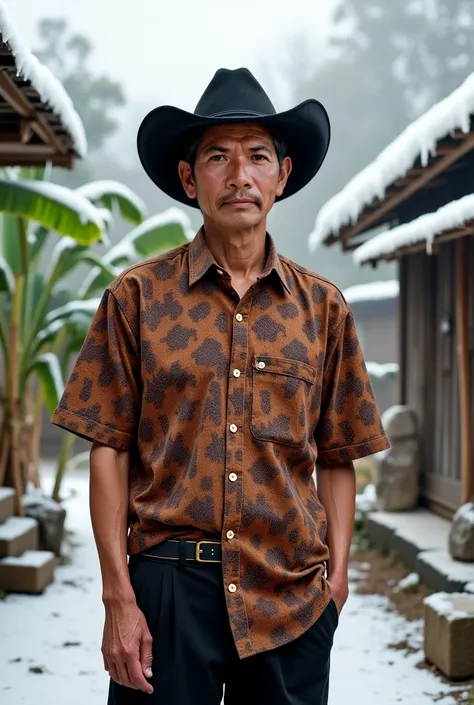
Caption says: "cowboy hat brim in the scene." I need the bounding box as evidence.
[136,99,330,208]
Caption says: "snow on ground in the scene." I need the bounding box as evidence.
[354,194,474,265]
[308,70,474,251]
[0,469,462,705]
[343,279,399,304]
[0,2,87,157]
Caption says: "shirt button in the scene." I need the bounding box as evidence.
[235,313,243,322]
[226,530,235,540]
[233,369,241,378]
[228,583,237,593]
[257,361,266,369]
[216,268,223,275]
[229,423,238,433]
[229,472,238,482]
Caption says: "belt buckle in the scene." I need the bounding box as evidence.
[195,540,220,563]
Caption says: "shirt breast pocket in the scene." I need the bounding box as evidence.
[250,355,317,447]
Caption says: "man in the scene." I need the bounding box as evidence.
[52,68,390,705]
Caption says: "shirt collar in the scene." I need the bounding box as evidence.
[188,228,292,295]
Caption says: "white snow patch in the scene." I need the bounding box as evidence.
[309,71,474,250]
[366,361,399,379]
[395,572,421,592]
[381,405,407,428]
[356,483,377,514]
[353,194,474,264]
[0,516,37,540]
[0,550,55,568]
[0,2,87,157]
[76,181,147,219]
[343,279,399,303]
[0,487,15,502]
[454,502,474,526]
[424,592,474,620]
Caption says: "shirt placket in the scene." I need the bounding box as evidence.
[221,292,254,657]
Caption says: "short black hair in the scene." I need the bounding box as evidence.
[183,129,288,173]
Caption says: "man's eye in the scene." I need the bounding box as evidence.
[210,154,225,161]
[251,154,267,161]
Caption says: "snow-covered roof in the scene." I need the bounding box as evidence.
[0,2,87,157]
[354,194,474,265]
[343,279,399,303]
[309,71,474,251]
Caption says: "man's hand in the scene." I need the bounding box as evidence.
[327,576,349,616]
[102,599,154,694]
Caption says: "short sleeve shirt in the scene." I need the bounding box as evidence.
[51,229,390,659]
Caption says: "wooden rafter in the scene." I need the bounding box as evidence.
[336,131,474,248]
[359,223,474,264]
[0,71,67,155]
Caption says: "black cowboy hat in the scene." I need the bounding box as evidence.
[137,67,330,208]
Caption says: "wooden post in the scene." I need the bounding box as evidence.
[456,237,473,504]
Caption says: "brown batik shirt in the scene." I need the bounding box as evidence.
[51,228,390,659]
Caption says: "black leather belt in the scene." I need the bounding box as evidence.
[141,539,222,564]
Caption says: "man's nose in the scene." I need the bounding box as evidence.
[226,158,252,190]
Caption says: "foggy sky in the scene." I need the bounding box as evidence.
[5,0,336,109]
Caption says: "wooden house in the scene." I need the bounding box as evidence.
[309,72,474,518]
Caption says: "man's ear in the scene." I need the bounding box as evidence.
[275,156,292,198]
[178,161,197,199]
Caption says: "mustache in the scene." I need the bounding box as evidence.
[217,191,262,208]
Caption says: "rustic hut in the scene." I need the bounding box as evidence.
[308,71,474,518]
[0,4,86,167]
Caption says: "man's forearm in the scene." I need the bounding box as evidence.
[90,441,135,605]
[316,461,356,579]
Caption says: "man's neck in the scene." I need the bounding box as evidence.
[201,220,268,281]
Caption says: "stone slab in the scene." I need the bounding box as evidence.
[0,488,15,525]
[416,549,474,593]
[366,511,401,553]
[0,550,55,593]
[0,517,38,557]
[424,592,474,679]
[392,512,450,572]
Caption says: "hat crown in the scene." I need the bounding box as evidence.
[194,67,276,118]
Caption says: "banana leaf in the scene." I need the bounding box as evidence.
[79,209,192,298]
[0,179,107,245]
[0,254,14,294]
[76,180,147,225]
[28,352,64,414]
[44,298,101,326]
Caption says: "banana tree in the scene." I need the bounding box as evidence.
[51,205,193,501]
[0,174,146,513]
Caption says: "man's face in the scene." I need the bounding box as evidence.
[178,124,292,229]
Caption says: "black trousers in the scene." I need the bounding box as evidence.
[108,553,338,705]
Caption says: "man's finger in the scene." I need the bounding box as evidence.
[139,631,153,678]
[126,658,154,694]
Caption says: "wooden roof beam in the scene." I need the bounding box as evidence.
[362,224,474,263]
[338,131,474,245]
[0,72,67,155]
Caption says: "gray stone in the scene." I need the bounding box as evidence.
[22,492,66,557]
[382,405,417,440]
[424,592,474,679]
[416,549,474,592]
[374,438,419,511]
[449,502,474,562]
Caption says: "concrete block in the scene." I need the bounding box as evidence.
[392,512,450,572]
[0,550,55,593]
[416,550,474,593]
[424,592,474,679]
[366,511,399,553]
[0,488,15,524]
[0,517,38,557]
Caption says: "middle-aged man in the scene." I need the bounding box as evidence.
[52,68,390,705]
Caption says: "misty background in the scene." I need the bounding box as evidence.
[5,0,474,289]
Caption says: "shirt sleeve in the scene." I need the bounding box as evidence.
[50,288,140,450]
[314,309,390,465]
